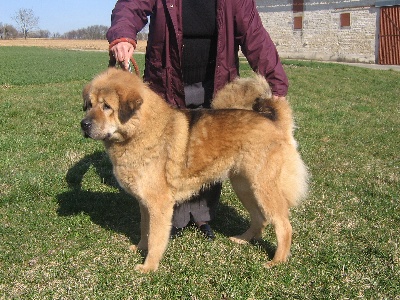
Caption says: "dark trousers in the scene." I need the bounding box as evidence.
[172,183,222,228]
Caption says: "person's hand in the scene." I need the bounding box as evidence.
[110,41,135,70]
[272,95,287,101]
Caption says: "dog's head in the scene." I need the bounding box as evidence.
[81,69,143,142]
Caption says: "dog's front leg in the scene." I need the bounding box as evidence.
[129,202,149,252]
[134,201,174,273]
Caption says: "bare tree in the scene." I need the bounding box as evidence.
[13,8,39,39]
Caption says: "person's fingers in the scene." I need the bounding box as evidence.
[272,95,286,101]
[110,42,134,70]
[126,47,135,69]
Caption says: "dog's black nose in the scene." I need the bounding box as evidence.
[81,119,92,131]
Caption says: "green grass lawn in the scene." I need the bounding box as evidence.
[0,46,399,299]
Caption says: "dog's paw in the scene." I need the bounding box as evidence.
[229,236,249,245]
[129,243,148,252]
[134,263,157,273]
[264,260,281,269]
[129,245,139,252]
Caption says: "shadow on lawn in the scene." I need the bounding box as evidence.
[57,151,275,259]
[57,151,140,242]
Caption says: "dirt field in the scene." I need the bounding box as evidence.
[0,39,147,52]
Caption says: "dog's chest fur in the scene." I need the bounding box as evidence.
[105,140,170,200]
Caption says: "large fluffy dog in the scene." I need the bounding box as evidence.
[81,68,308,273]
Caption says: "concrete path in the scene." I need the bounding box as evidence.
[320,61,400,71]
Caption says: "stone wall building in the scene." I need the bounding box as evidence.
[257,0,400,64]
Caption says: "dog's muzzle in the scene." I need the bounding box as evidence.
[80,118,92,138]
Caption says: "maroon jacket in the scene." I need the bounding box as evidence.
[107,0,288,108]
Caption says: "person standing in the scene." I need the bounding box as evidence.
[107,0,289,240]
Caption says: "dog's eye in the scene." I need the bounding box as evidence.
[103,103,112,110]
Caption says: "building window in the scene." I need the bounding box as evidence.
[340,13,351,28]
[293,0,304,13]
[294,16,303,30]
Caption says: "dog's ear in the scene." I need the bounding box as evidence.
[118,96,143,123]
[82,83,91,111]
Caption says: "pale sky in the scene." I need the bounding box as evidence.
[0,0,117,34]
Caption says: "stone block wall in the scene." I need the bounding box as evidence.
[257,0,379,63]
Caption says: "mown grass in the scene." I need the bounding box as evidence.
[0,46,399,299]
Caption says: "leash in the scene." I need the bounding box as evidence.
[108,38,140,76]
[108,52,140,76]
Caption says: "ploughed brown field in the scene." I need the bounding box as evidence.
[0,38,147,52]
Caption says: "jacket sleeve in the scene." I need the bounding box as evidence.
[234,0,288,96]
[106,0,154,43]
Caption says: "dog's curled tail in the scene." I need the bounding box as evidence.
[212,74,294,139]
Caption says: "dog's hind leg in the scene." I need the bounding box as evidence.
[255,181,293,267]
[229,176,269,244]
[230,175,293,267]
[265,207,292,268]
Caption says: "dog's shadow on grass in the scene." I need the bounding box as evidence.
[57,151,141,242]
[57,151,275,259]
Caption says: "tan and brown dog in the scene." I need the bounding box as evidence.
[81,68,308,273]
